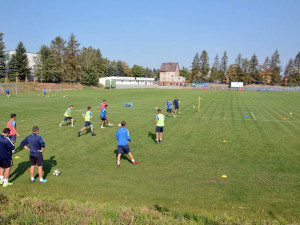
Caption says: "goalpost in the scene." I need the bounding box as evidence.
[0,83,18,96]
[46,84,62,93]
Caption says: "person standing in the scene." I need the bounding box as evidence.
[7,114,20,144]
[43,89,46,97]
[153,109,165,144]
[173,97,180,114]
[78,107,96,136]
[0,128,15,187]
[100,105,113,128]
[116,121,138,168]
[20,126,48,183]
[6,88,10,97]
[59,105,74,127]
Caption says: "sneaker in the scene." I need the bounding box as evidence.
[92,133,96,136]
[101,126,105,129]
[12,150,15,154]
[132,161,138,165]
[174,115,176,118]
[155,141,159,144]
[77,131,81,137]
[0,181,3,185]
[59,124,62,127]
[31,179,36,183]
[71,125,75,127]
[40,180,48,184]
[3,182,13,187]
[109,123,113,126]
[159,140,162,143]
[117,164,120,168]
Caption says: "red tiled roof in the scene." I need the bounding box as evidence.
[160,63,179,72]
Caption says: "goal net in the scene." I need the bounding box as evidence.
[0,84,18,96]
[46,84,62,92]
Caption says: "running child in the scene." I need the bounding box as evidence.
[43,89,46,97]
[100,105,113,128]
[165,99,176,117]
[173,97,180,114]
[153,109,165,144]
[7,114,20,153]
[59,105,74,127]
[78,107,96,137]
[100,100,106,111]
[116,121,138,168]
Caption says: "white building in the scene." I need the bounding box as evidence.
[4,51,39,75]
[99,76,155,88]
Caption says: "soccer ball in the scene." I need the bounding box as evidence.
[193,106,195,108]
[53,169,61,176]
[290,112,292,115]
[118,123,121,127]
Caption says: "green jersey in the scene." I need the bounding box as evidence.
[156,114,165,127]
[64,108,72,117]
[84,111,92,122]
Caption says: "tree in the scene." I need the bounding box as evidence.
[81,68,98,85]
[220,51,228,83]
[35,45,56,82]
[270,49,281,85]
[105,64,118,77]
[132,65,146,77]
[210,54,221,81]
[180,69,190,81]
[199,50,210,76]
[15,42,31,81]
[241,58,251,84]
[263,56,270,70]
[191,52,200,81]
[249,54,260,83]
[293,51,300,84]
[64,33,80,82]
[50,36,66,81]
[0,33,6,79]
[116,61,125,76]
[235,53,243,68]
[284,59,294,79]
[8,55,18,81]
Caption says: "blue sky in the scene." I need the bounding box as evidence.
[1,0,300,70]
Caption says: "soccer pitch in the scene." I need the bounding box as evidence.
[0,88,299,222]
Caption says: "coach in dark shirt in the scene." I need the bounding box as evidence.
[20,126,47,184]
[0,128,15,187]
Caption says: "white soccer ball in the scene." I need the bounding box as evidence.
[193,106,195,108]
[290,112,292,115]
[118,123,121,127]
[53,169,61,176]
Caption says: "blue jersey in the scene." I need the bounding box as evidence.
[0,135,15,161]
[116,127,132,146]
[6,89,9,93]
[20,133,45,157]
[173,99,179,107]
[43,90,46,94]
[167,102,172,109]
[100,108,107,118]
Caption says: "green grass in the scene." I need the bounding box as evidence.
[0,89,299,223]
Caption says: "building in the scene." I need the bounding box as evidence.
[158,62,186,86]
[99,76,155,88]
[4,51,39,76]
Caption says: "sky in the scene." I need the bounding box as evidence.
[1,0,300,70]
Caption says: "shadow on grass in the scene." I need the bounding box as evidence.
[14,145,24,154]
[148,132,156,143]
[114,149,132,163]
[9,156,57,182]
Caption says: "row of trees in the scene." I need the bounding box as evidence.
[0,33,157,85]
[187,49,300,85]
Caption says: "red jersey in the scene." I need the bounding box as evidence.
[7,120,17,135]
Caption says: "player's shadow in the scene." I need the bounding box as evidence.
[148,132,156,143]
[14,145,24,154]
[114,149,132,163]
[81,129,91,136]
[9,156,57,182]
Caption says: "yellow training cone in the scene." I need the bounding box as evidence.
[14,156,20,159]
[221,175,227,178]
[223,140,227,143]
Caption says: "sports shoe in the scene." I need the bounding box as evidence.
[40,180,48,184]
[101,126,105,129]
[0,181,3,185]
[109,123,113,126]
[174,115,176,118]
[3,182,13,187]
[155,140,159,144]
[12,150,15,154]
[117,164,120,168]
[92,133,96,136]
[31,179,35,183]
[71,125,75,127]
[59,124,62,127]
[159,140,162,143]
[132,161,138,165]
[77,131,81,137]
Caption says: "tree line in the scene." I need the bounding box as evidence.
[184,50,300,85]
[0,33,157,85]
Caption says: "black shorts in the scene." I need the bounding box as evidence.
[0,160,13,168]
[118,145,131,154]
[84,121,92,127]
[174,106,179,110]
[101,117,107,121]
[166,108,173,113]
[64,117,72,121]
[9,135,17,142]
[30,155,43,166]
[156,126,164,133]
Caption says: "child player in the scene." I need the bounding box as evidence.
[165,99,176,117]
[43,89,46,97]
[173,97,180,114]
[59,105,74,127]
[78,107,96,137]
[7,114,20,153]
[153,109,165,144]
[99,100,106,111]
[116,121,138,168]
[100,105,113,128]
[6,88,10,97]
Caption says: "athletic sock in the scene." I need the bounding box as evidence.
[4,179,8,185]
[160,139,162,141]
[156,139,158,141]
[131,159,135,163]
[79,131,81,133]
[0,175,4,181]
[31,177,35,181]
[117,161,120,165]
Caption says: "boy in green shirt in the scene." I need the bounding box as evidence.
[59,105,74,127]
[78,107,96,137]
[153,109,165,144]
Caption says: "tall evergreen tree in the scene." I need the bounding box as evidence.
[249,54,260,83]
[64,33,80,82]
[220,51,228,83]
[50,36,66,81]
[15,42,31,81]
[191,52,200,81]
[210,54,221,81]
[0,33,6,79]
[235,53,243,68]
[263,56,270,70]
[293,51,300,84]
[284,59,294,78]
[116,61,125,76]
[270,49,281,85]
[36,45,56,82]
[199,50,210,76]
[8,55,19,81]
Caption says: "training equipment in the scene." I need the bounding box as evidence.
[46,84,62,93]
[53,169,61,176]
[21,120,24,122]
[221,175,227,178]
[193,106,195,108]
[118,124,121,127]
[290,112,292,115]
[0,83,18,96]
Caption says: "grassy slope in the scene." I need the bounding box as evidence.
[0,89,299,223]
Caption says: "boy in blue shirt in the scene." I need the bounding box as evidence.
[116,121,138,168]
[165,99,176,117]
[6,88,10,97]
[173,97,180,114]
[100,105,113,128]
[43,89,46,97]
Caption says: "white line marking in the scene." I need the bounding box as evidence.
[251,112,256,120]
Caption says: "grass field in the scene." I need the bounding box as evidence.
[0,88,299,223]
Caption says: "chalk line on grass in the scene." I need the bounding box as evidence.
[251,112,256,120]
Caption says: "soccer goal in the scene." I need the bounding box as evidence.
[0,83,18,96]
[46,84,62,92]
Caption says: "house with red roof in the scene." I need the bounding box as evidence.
[158,62,186,86]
